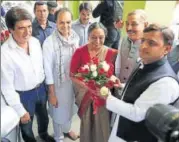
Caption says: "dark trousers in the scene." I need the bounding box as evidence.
[17,83,49,142]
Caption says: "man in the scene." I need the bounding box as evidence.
[167,6,179,73]
[92,0,123,49]
[72,2,92,46]
[47,1,58,23]
[168,44,179,74]
[104,24,179,142]
[43,8,80,142]
[115,9,148,83]
[1,7,55,142]
[32,1,56,45]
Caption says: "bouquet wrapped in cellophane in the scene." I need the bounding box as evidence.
[72,57,120,116]
[75,57,119,96]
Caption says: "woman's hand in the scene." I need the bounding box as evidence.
[114,78,123,89]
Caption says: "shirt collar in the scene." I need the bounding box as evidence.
[33,18,54,28]
[8,35,22,49]
[76,19,91,26]
[8,35,31,51]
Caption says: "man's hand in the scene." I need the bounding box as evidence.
[20,112,31,124]
[114,78,124,89]
[48,84,58,108]
[114,19,124,29]
[49,94,58,108]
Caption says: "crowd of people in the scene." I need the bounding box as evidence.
[1,1,179,142]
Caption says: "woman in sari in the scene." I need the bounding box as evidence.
[70,22,117,142]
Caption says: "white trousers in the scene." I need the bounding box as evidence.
[52,120,72,142]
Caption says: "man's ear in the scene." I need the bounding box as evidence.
[164,45,172,55]
[144,22,148,28]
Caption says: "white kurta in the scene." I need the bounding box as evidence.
[43,30,79,124]
[106,77,179,142]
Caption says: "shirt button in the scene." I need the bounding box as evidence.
[124,77,126,80]
[126,67,129,69]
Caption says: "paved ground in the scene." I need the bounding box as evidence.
[30,114,81,142]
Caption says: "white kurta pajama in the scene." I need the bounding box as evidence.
[43,30,79,142]
[106,77,179,142]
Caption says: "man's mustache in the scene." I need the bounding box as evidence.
[127,30,135,34]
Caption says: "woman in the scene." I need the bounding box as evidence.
[70,22,117,142]
[43,8,79,142]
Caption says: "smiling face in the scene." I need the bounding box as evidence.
[56,11,72,38]
[88,28,106,50]
[10,20,32,46]
[126,14,147,42]
[139,31,171,64]
[79,9,91,25]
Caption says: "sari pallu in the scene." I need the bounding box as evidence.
[72,80,106,118]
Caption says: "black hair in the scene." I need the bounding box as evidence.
[5,6,32,30]
[34,1,47,12]
[143,24,174,46]
[79,2,92,12]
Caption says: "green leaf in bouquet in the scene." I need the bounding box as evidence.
[84,78,89,82]
[98,64,103,68]
[98,78,107,84]
[96,81,101,85]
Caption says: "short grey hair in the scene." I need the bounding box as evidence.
[128,9,147,22]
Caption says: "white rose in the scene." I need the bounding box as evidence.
[100,86,109,96]
[110,75,117,82]
[101,61,110,72]
[83,64,89,70]
[90,64,97,72]
[92,71,98,77]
